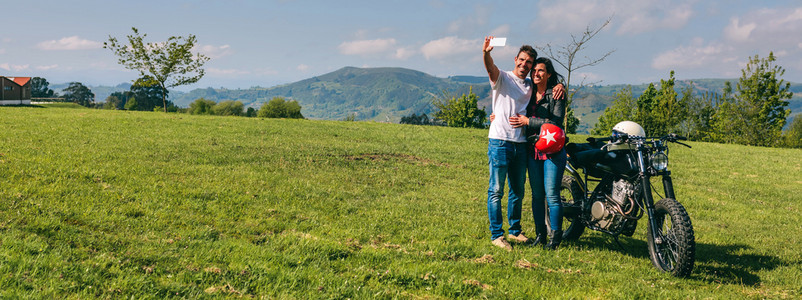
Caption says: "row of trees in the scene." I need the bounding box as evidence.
[406,52,799,149]
[30,75,304,119]
[104,76,179,111]
[33,75,177,111]
[400,88,487,128]
[592,53,799,148]
[187,97,303,119]
[31,77,97,107]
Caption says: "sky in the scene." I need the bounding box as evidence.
[2,0,802,91]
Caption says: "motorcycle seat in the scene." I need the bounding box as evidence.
[566,141,609,178]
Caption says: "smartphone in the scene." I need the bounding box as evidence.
[489,37,507,47]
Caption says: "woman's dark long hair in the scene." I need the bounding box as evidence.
[534,57,564,91]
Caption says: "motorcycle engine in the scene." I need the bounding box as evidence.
[591,179,638,234]
[611,179,636,205]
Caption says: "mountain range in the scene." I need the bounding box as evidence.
[53,67,802,133]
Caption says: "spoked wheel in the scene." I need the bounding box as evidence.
[647,198,696,277]
[550,175,585,241]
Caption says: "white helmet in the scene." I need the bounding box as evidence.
[612,121,645,138]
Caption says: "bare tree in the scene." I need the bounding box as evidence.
[537,16,615,131]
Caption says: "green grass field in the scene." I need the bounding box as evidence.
[1,104,801,298]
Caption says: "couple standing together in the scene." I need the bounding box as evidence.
[483,36,567,251]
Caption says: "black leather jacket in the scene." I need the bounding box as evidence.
[525,88,565,139]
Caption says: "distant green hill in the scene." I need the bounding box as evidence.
[171,67,492,122]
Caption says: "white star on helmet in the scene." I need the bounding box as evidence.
[541,129,557,144]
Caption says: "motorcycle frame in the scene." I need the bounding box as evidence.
[564,140,677,238]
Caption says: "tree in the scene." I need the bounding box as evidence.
[62,82,95,107]
[678,87,716,141]
[104,94,123,110]
[782,115,802,148]
[634,83,658,135]
[432,88,486,128]
[125,96,138,111]
[245,107,257,117]
[30,77,56,98]
[735,52,792,146]
[591,85,636,135]
[130,76,171,111]
[710,53,792,147]
[594,71,688,137]
[648,71,689,136]
[104,27,210,112]
[536,16,615,132]
[342,113,357,121]
[212,100,245,116]
[104,91,133,110]
[187,98,216,115]
[708,82,742,144]
[257,97,304,119]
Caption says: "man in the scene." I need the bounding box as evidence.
[483,36,536,250]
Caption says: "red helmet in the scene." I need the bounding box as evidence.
[535,123,565,154]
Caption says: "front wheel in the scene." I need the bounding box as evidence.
[647,198,695,277]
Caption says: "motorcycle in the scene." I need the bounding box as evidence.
[555,126,696,277]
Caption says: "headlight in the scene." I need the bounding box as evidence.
[650,152,668,171]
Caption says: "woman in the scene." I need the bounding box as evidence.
[510,57,567,250]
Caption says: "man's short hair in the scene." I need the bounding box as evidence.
[518,45,538,60]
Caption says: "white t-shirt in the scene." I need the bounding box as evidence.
[488,70,532,143]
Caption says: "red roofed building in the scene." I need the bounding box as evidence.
[1,76,32,105]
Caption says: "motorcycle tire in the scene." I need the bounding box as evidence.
[555,175,585,241]
[646,198,696,277]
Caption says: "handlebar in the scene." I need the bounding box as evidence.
[586,133,691,148]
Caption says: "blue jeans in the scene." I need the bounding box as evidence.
[487,139,527,240]
[528,149,567,230]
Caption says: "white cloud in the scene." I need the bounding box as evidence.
[394,47,416,60]
[536,0,695,35]
[0,48,5,55]
[36,36,103,50]
[0,63,30,72]
[338,38,397,56]
[490,25,510,37]
[574,72,604,85]
[723,7,802,49]
[297,64,310,72]
[35,64,59,71]
[446,5,491,34]
[420,36,477,60]
[207,68,249,76]
[197,44,233,59]
[651,39,735,70]
[723,18,756,42]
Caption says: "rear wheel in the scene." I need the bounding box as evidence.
[647,198,695,277]
[551,175,585,241]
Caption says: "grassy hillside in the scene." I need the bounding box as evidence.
[1,105,800,298]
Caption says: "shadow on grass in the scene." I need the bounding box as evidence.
[1,104,45,108]
[568,234,783,286]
